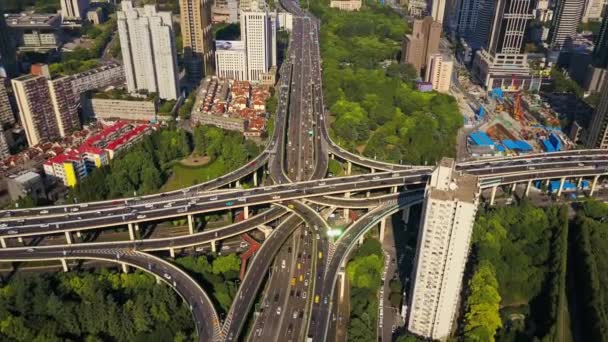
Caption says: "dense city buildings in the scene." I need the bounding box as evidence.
[585,78,608,149]
[549,0,584,49]
[215,41,248,80]
[5,13,62,53]
[61,0,90,20]
[401,17,441,76]
[408,158,479,341]
[213,0,239,23]
[425,53,453,92]
[181,0,215,80]
[0,79,15,127]
[241,11,277,82]
[117,1,179,100]
[11,74,59,146]
[472,0,539,91]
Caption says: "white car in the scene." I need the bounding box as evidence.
[137,214,147,219]
[163,273,171,280]
[210,196,218,201]
[40,210,49,214]
[276,307,282,315]
[282,259,286,269]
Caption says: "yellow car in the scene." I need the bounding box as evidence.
[299,275,303,282]
[318,251,323,259]
[288,204,294,209]
[297,263,301,270]
[291,277,296,286]
[315,295,320,304]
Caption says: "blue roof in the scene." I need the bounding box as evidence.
[496,145,506,152]
[469,131,494,146]
[515,140,533,152]
[542,139,555,152]
[502,140,518,149]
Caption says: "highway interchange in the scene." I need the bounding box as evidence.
[3,0,608,341]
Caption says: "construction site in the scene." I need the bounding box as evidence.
[466,88,576,158]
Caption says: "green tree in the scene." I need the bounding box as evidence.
[463,261,502,342]
[212,254,241,275]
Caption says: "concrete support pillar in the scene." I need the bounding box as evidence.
[134,223,139,231]
[545,179,551,190]
[17,237,23,244]
[344,192,350,220]
[258,225,272,238]
[65,231,72,245]
[339,271,346,301]
[0,238,6,248]
[253,171,258,187]
[371,168,376,174]
[211,240,217,253]
[577,177,583,188]
[76,231,82,238]
[346,161,352,175]
[236,180,241,188]
[244,206,249,219]
[391,186,398,193]
[128,223,135,241]
[591,175,600,196]
[402,206,410,224]
[121,263,129,273]
[379,218,386,243]
[169,248,175,258]
[358,235,364,246]
[510,183,516,193]
[366,191,371,198]
[490,185,498,206]
[557,177,566,197]
[525,180,532,197]
[188,214,194,235]
[61,259,69,272]
[330,153,334,160]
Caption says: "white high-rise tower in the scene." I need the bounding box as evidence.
[117,1,179,100]
[407,158,479,341]
[241,11,276,82]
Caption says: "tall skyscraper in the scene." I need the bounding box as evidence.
[592,15,608,68]
[472,0,539,91]
[180,0,214,79]
[61,0,90,19]
[549,0,584,49]
[585,77,608,148]
[430,0,446,23]
[0,79,15,127]
[401,17,441,76]
[0,8,17,77]
[11,74,59,146]
[241,11,276,81]
[117,1,179,100]
[407,158,479,341]
[581,0,604,22]
[426,53,454,92]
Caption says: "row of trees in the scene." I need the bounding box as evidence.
[463,201,570,341]
[174,254,241,314]
[192,125,262,171]
[310,0,462,164]
[346,238,384,342]
[0,269,195,341]
[71,128,191,201]
[571,200,608,341]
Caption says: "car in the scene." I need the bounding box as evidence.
[70,208,79,212]
[210,196,218,201]
[297,263,301,270]
[255,328,262,336]
[137,214,147,219]
[318,181,326,186]
[373,176,381,180]
[40,210,49,214]
[221,245,231,250]
[302,292,307,299]
[287,324,293,334]
[276,307,282,315]
[177,208,187,213]
[41,223,49,228]
[195,246,205,252]
[293,310,298,319]
[291,277,296,286]
[288,204,294,209]
[26,248,35,252]
[7,230,16,235]
[304,279,308,286]
[237,197,246,202]
[282,259,286,269]
[164,203,173,208]
[0,223,6,228]
[239,241,249,249]
[318,251,323,259]
[272,195,281,200]
[324,297,328,304]
[163,273,171,280]
[225,201,234,206]
[314,295,320,304]
[274,293,280,302]
[299,275,303,282]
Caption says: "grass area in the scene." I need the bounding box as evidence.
[162,158,228,191]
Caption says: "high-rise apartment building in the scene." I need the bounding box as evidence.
[407,158,479,341]
[0,79,15,127]
[0,130,9,160]
[180,0,214,79]
[0,8,17,76]
[401,17,441,76]
[61,0,90,19]
[241,11,276,82]
[581,0,604,22]
[426,53,454,92]
[472,0,539,91]
[592,15,608,68]
[11,74,59,146]
[585,77,608,148]
[117,1,179,100]
[550,0,584,49]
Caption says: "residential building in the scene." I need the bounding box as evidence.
[61,0,90,19]
[408,0,428,16]
[549,0,584,49]
[425,53,453,93]
[0,79,15,126]
[0,131,9,160]
[213,0,239,23]
[11,74,59,146]
[401,17,441,76]
[117,1,179,100]
[407,158,479,341]
[581,0,605,22]
[472,0,539,91]
[241,11,276,82]
[5,13,62,52]
[87,7,106,25]
[585,77,608,148]
[329,0,362,11]
[430,0,446,23]
[215,40,247,80]
[0,9,17,76]
[592,15,608,68]
[6,171,46,201]
[181,0,214,79]
[48,76,81,137]
[83,97,158,122]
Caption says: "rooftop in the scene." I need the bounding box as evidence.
[5,13,61,28]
